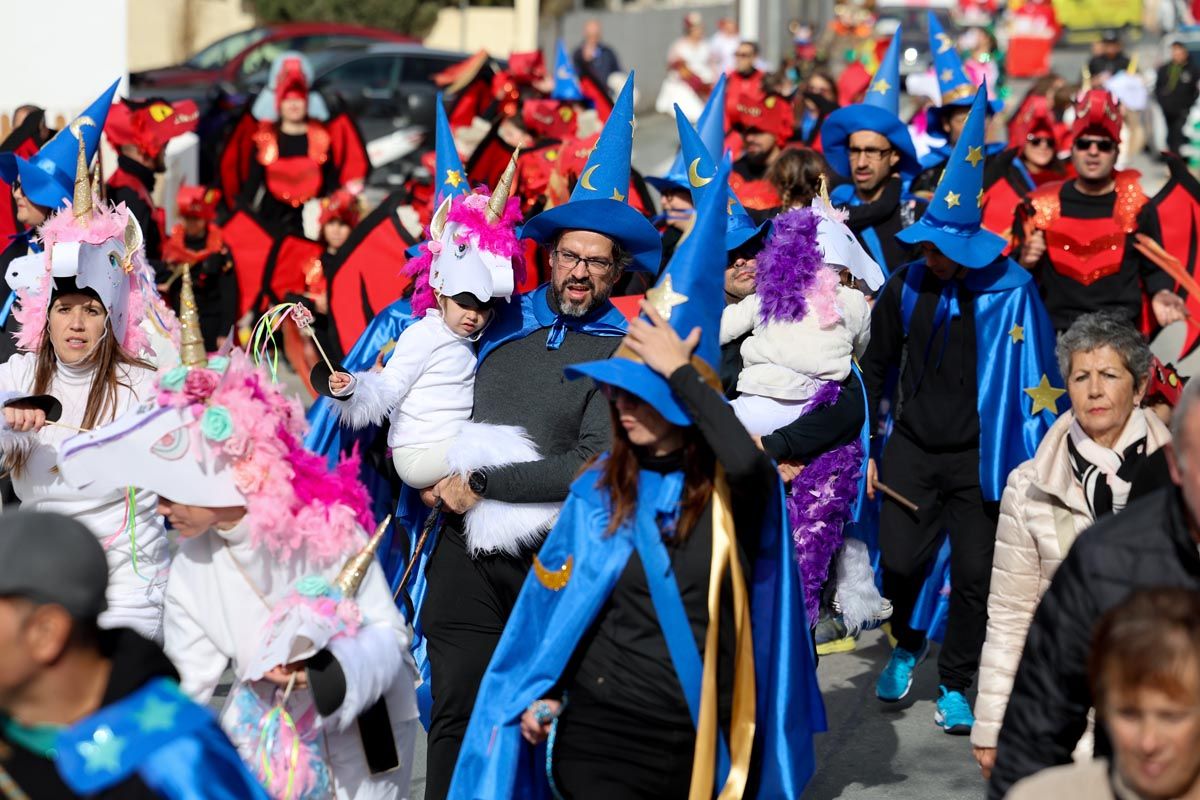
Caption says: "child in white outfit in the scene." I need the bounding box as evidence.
[328,293,492,489]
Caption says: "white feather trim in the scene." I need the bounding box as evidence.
[331,371,395,430]
[322,624,407,733]
[446,422,561,558]
[0,392,39,460]
[834,538,885,634]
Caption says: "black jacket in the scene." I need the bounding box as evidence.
[1156,59,1199,117]
[0,629,178,798]
[989,487,1200,798]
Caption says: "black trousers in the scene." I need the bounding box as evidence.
[1165,111,1189,157]
[551,700,695,800]
[420,521,531,800]
[878,430,999,692]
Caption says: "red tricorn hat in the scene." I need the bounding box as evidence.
[1069,89,1122,143]
[318,188,362,227]
[105,98,200,160]
[1145,356,1185,407]
[730,94,794,143]
[176,185,221,220]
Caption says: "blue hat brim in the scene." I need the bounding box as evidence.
[927,97,1004,132]
[727,217,770,254]
[646,174,691,194]
[895,219,1006,269]
[822,105,922,180]
[521,199,663,273]
[4,155,70,210]
[565,357,691,426]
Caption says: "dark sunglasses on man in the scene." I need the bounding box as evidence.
[1072,137,1117,153]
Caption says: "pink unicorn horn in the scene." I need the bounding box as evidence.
[486,146,521,224]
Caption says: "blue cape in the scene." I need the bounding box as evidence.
[54,678,269,799]
[448,463,825,799]
[898,257,1063,501]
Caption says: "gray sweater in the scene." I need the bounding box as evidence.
[473,324,621,504]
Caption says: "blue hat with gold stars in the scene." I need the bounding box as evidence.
[675,105,769,254]
[820,29,921,181]
[565,156,730,425]
[521,73,662,272]
[0,79,119,211]
[897,86,1004,268]
[434,92,469,206]
[647,73,727,194]
[551,39,586,102]
[927,13,1003,132]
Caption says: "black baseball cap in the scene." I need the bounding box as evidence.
[0,511,108,619]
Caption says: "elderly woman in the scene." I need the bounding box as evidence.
[971,311,1171,777]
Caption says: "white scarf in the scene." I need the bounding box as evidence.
[1068,410,1148,518]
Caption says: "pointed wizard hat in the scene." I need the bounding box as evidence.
[647,73,727,194]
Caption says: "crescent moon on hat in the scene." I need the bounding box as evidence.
[69,116,96,138]
[580,164,600,191]
[688,158,713,188]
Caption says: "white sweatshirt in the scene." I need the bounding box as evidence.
[164,519,419,799]
[719,285,872,401]
[0,353,168,641]
[333,310,475,450]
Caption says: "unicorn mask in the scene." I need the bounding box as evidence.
[811,186,885,292]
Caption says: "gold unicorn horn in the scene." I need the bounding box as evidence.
[73,136,93,222]
[818,173,832,209]
[486,146,521,224]
[334,515,392,597]
[178,263,209,368]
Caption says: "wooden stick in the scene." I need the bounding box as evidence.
[394,500,443,602]
[304,327,338,375]
[45,420,88,434]
[873,479,919,513]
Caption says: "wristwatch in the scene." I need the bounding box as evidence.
[467,469,488,496]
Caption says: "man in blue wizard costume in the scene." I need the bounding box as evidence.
[448,152,825,800]
[646,75,727,268]
[0,80,120,363]
[0,511,268,799]
[860,87,1063,734]
[416,73,659,800]
[910,13,1004,198]
[820,29,926,275]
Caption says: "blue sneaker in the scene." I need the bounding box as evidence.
[934,686,975,734]
[875,639,929,702]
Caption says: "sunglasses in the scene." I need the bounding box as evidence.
[1026,135,1055,148]
[1073,137,1116,153]
[599,384,642,404]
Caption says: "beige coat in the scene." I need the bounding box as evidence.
[1007,759,1143,800]
[970,408,1171,749]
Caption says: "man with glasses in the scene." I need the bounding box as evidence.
[822,26,926,273]
[979,95,1069,249]
[1016,89,1186,332]
[418,76,661,799]
[725,40,765,122]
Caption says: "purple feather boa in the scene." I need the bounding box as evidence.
[755,206,824,325]
[787,434,864,626]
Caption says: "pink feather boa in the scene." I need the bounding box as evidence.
[402,190,525,318]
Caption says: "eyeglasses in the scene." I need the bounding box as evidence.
[1073,137,1117,153]
[551,249,616,275]
[1026,135,1055,148]
[847,146,894,162]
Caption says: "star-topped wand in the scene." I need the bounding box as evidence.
[289,303,337,375]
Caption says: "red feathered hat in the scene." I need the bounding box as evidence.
[177,186,221,220]
[507,51,547,85]
[105,98,200,160]
[1069,89,1122,143]
[730,94,794,143]
[1145,356,1185,407]
[275,56,309,109]
[522,99,579,140]
[1011,95,1061,149]
[318,188,361,227]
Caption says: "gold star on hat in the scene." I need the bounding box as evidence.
[1008,323,1024,343]
[610,187,626,202]
[644,275,688,321]
[1024,374,1066,416]
[965,146,984,167]
[945,191,961,209]
[941,68,954,83]
[871,78,891,95]
[445,169,464,188]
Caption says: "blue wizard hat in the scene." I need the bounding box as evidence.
[675,105,769,254]
[647,73,727,194]
[820,30,921,181]
[897,86,1004,268]
[0,79,119,211]
[565,157,730,425]
[434,92,469,206]
[926,13,1003,132]
[551,40,585,102]
[521,73,662,272]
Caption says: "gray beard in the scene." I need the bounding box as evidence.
[551,282,609,318]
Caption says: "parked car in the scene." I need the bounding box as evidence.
[129,22,414,101]
[875,0,956,76]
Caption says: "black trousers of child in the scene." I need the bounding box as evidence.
[878,430,999,693]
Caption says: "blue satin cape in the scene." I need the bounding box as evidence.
[54,678,269,799]
[447,463,825,799]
